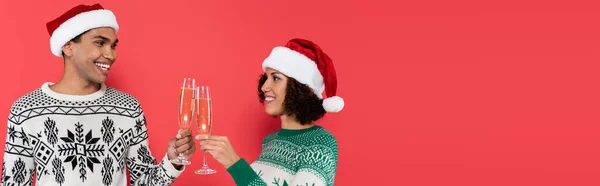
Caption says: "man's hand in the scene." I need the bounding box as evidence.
[168,129,196,167]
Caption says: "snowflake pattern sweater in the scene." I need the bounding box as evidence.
[1,82,183,186]
[227,125,338,186]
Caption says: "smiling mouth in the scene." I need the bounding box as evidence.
[265,96,275,103]
[95,62,110,70]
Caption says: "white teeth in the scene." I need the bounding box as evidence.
[265,97,275,101]
[95,63,110,70]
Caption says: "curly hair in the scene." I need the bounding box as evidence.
[258,73,326,125]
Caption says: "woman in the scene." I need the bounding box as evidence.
[197,38,344,186]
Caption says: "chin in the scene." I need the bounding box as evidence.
[91,77,107,84]
[264,110,277,116]
[264,108,283,116]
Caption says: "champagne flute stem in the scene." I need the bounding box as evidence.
[203,151,208,167]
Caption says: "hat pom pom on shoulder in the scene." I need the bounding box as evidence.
[323,96,344,112]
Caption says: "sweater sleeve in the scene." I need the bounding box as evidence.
[2,104,35,186]
[126,108,183,186]
[227,158,267,186]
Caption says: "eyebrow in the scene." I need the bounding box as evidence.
[270,72,283,76]
[93,35,119,44]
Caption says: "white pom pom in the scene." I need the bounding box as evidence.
[323,96,344,112]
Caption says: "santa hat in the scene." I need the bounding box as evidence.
[262,38,345,112]
[46,3,119,57]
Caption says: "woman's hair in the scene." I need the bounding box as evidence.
[258,73,326,125]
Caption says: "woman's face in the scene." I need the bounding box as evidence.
[261,68,288,116]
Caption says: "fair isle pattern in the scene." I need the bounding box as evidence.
[227,126,338,186]
[256,129,338,184]
[256,139,303,174]
[2,83,182,186]
[9,88,142,125]
[248,179,267,186]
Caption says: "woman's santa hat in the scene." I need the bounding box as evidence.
[46,3,119,57]
[262,38,345,112]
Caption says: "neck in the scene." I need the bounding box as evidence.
[49,62,100,95]
[280,114,314,130]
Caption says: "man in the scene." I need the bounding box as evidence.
[1,3,195,186]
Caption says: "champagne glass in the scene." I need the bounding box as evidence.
[194,85,216,174]
[170,77,194,165]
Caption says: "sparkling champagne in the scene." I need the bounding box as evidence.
[178,87,194,129]
[194,98,212,134]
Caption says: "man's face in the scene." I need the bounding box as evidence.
[65,27,118,84]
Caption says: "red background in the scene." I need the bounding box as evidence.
[1,0,599,185]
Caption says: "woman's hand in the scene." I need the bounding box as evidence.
[196,134,241,168]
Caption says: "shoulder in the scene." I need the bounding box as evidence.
[297,126,338,177]
[303,126,338,149]
[103,86,142,109]
[261,130,280,144]
[299,126,338,165]
[6,87,52,125]
[9,87,47,114]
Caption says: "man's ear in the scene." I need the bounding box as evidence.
[62,41,74,57]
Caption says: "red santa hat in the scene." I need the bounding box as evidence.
[46,3,119,57]
[262,38,345,112]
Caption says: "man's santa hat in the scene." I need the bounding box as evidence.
[262,38,345,112]
[46,3,119,57]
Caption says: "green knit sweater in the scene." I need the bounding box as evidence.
[227,126,338,186]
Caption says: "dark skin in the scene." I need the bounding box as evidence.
[52,27,196,169]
